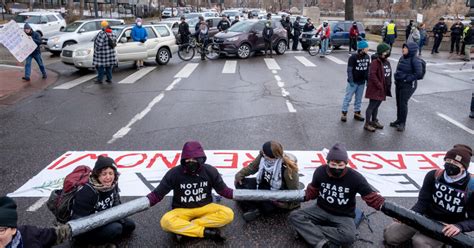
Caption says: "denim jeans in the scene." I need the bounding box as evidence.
[342,82,366,112]
[97,65,113,82]
[24,52,46,79]
[321,38,329,55]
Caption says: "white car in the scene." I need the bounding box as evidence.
[13,12,66,38]
[46,19,124,55]
[162,7,178,18]
[222,10,241,21]
[61,24,178,70]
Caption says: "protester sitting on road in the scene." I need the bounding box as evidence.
[93,20,117,84]
[0,196,70,248]
[22,23,47,82]
[131,18,147,69]
[364,43,392,132]
[288,143,385,248]
[231,15,239,26]
[146,141,234,242]
[71,155,136,246]
[234,141,300,222]
[392,42,423,132]
[340,39,370,123]
[384,144,473,247]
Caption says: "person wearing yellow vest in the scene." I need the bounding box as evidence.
[385,20,397,48]
[463,21,473,62]
[460,25,469,56]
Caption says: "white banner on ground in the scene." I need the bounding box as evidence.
[9,150,473,198]
[0,20,37,62]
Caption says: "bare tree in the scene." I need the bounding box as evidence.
[67,0,74,17]
[80,0,85,18]
[345,0,354,20]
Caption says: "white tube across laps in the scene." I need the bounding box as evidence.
[233,189,305,202]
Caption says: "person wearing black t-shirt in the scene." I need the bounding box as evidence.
[147,141,234,241]
[288,143,385,248]
[234,141,300,222]
[384,144,473,247]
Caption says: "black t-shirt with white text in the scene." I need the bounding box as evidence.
[310,165,375,218]
[152,164,228,209]
[348,53,370,84]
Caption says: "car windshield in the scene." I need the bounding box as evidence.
[187,18,199,27]
[111,27,124,37]
[223,11,239,17]
[14,15,40,24]
[228,21,253,32]
[185,13,201,19]
[63,22,83,32]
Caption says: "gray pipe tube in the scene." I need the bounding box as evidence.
[68,196,150,237]
[233,189,305,202]
[382,201,474,247]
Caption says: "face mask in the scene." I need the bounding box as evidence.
[137,22,142,26]
[185,161,200,173]
[329,168,344,178]
[444,163,461,176]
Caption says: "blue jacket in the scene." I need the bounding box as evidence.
[394,42,423,84]
[131,25,147,42]
[25,23,42,55]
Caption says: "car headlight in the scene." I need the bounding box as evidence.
[74,48,92,56]
[50,37,60,44]
[226,37,239,42]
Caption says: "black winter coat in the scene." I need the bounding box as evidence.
[14,225,57,248]
[394,42,423,84]
[71,182,120,219]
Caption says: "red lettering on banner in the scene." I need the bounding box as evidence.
[146,153,180,169]
[47,153,72,170]
[406,154,440,170]
[214,152,238,169]
[115,153,147,169]
[48,153,105,170]
[431,153,446,159]
[352,153,383,170]
[242,153,256,168]
[347,159,357,169]
[306,153,327,168]
[374,154,407,170]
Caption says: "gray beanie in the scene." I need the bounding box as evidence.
[326,143,349,162]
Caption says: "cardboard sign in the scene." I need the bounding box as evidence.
[0,20,38,62]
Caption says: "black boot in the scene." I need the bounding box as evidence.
[396,123,405,132]
[242,208,261,222]
[203,228,225,242]
[354,111,365,121]
[389,120,400,127]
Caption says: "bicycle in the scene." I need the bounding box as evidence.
[178,35,220,61]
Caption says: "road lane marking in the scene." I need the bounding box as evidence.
[286,100,296,113]
[27,197,48,212]
[222,60,237,74]
[442,69,474,74]
[285,51,305,54]
[174,63,199,78]
[411,97,420,103]
[274,75,282,81]
[0,64,24,69]
[277,81,285,87]
[118,67,156,84]
[281,88,290,97]
[165,78,182,91]
[295,56,316,67]
[264,58,281,70]
[326,55,347,65]
[53,74,97,89]
[437,112,474,135]
[272,70,277,74]
[428,62,473,66]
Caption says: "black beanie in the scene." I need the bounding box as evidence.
[0,196,18,228]
[93,155,117,174]
[326,143,349,162]
[262,141,275,159]
[444,144,472,169]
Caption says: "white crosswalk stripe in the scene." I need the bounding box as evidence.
[222,60,237,74]
[325,55,347,65]
[295,56,316,67]
[264,58,281,70]
[118,67,156,84]
[53,74,96,89]
[174,63,199,78]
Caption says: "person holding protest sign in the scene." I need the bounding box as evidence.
[22,23,47,82]
[72,155,136,247]
[234,141,300,222]
[0,196,70,248]
[384,144,473,247]
[288,143,385,248]
[93,20,117,84]
[146,141,234,242]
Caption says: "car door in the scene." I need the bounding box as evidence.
[46,14,60,35]
[154,25,178,54]
[331,22,345,46]
[143,26,159,58]
[253,21,265,50]
[39,15,50,36]
[115,28,148,62]
[77,21,98,44]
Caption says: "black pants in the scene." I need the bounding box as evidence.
[235,178,277,214]
[287,34,291,48]
[349,37,357,52]
[471,92,474,112]
[395,82,417,124]
[451,36,461,53]
[365,99,382,122]
[432,35,443,53]
[461,42,466,55]
[292,33,300,50]
[264,40,273,55]
[75,218,135,245]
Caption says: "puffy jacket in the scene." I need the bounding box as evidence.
[465,26,473,45]
[349,26,359,38]
[131,25,147,42]
[450,22,464,37]
[394,42,423,84]
[24,23,42,55]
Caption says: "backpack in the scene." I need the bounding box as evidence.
[434,169,474,204]
[411,56,426,80]
[46,165,94,223]
[107,35,116,49]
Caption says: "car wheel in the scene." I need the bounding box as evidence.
[301,44,309,50]
[276,40,286,55]
[63,41,76,48]
[237,43,251,59]
[156,47,171,65]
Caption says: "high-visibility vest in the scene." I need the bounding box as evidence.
[387,23,396,35]
[462,26,469,40]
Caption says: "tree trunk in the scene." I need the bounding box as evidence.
[67,0,74,16]
[345,0,353,21]
[80,0,85,18]
[29,0,34,11]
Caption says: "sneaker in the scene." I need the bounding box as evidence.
[396,123,405,132]
[354,111,365,121]
[22,77,30,82]
[242,209,261,222]
[371,120,384,129]
[364,123,376,132]
[42,74,47,79]
[340,112,347,122]
[470,112,474,118]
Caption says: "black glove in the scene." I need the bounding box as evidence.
[140,39,145,43]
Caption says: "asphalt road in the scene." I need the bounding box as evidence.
[0,44,473,247]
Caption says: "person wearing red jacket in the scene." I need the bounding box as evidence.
[349,21,359,53]
[316,21,331,58]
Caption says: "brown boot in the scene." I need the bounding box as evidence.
[364,122,376,132]
[354,111,365,121]
[371,120,384,129]
[341,111,347,122]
